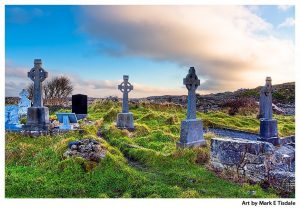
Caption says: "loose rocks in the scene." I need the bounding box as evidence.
[63,138,106,162]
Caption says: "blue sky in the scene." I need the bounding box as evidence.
[5,5,295,98]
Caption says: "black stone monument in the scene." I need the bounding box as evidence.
[72,94,87,120]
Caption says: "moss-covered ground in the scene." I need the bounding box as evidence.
[5,100,295,198]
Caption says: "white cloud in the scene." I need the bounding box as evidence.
[277,5,293,11]
[5,61,185,98]
[277,17,295,29]
[6,6,295,97]
[77,6,294,92]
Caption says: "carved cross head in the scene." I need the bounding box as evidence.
[28,59,48,82]
[264,76,272,95]
[118,75,133,93]
[183,67,200,90]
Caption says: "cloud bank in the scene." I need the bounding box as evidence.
[77,6,294,92]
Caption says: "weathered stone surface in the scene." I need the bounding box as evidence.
[24,59,50,132]
[56,112,78,130]
[184,67,200,120]
[259,119,278,143]
[63,138,106,162]
[5,105,22,130]
[116,112,134,130]
[269,171,295,193]
[178,67,205,148]
[117,75,134,130]
[177,119,206,148]
[258,77,279,145]
[210,137,295,193]
[118,75,133,113]
[18,89,31,117]
[23,107,49,131]
[259,77,273,119]
[72,94,87,119]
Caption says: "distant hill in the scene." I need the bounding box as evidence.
[6,82,295,108]
[144,82,295,104]
[143,82,295,114]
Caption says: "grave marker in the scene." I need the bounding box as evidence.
[23,59,50,131]
[116,75,134,130]
[72,94,87,120]
[56,113,78,130]
[18,89,31,117]
[5,105,22,130]
[177,67,206,148]
[258,77,278,145]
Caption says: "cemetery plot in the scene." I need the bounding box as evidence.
[4,61,295,198]
[5,100,294,198]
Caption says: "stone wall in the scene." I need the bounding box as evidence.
[210,137,295,193]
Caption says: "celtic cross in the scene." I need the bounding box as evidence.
[27,59,48,107]
[118,75,133,113]
[183,67,200,120]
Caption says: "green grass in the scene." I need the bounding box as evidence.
[5,100,294,198]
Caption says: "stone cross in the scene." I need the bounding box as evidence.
[19,89,29,98]
[259,77,273,119]
[184,67,200,120]
[18,89,31,116]
[28,59,48,107]
[118,75,133,113]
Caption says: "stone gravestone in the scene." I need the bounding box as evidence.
[18,89,31,117]
[5,105,22,130]
[177,67,206,148]
[56,112,78,130]
[258,77,278,145]
[116,75,134,130]
[23,59,50,131]
[72,94,87,120]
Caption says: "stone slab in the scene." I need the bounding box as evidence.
[23,107,49,131]
[177,119,206,148]
[259,119,278,145]
[75,114,87,120]
[116,112,134,130]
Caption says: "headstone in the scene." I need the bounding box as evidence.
[23,59,50,131]
[72,94,88,120]
[5,105,22,130]
[177,67,206,148]
[116,75,134,130]
[258,77,278,145]
[18,89,31,117]
[56,113,78,130]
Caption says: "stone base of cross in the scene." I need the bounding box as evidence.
[258,119,278,145]
[23,107,50,131]
[178,67,206,148]
[24,59,50,133]
[177,119,206,148]
[116,112,134,130]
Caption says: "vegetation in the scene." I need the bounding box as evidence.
[5,100,295,198]
[237,82,295,104]
[27,76,73,106]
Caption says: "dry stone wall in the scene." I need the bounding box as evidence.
[210,137,295,193]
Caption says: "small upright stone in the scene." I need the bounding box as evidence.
[18,89,31,117]
[23,59,50,132]
[177,67,206,148]
[116,75,134,130]
[258,77,278,145]
[5,105,22,131]
[72,94,88,120]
